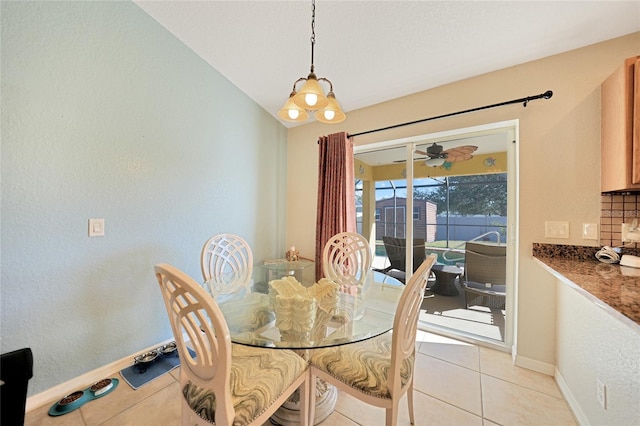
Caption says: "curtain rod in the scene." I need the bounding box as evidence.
[347,90,553,139]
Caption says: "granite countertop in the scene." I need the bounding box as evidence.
[532,243,640,329]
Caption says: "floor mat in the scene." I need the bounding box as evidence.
[120,348,195,390]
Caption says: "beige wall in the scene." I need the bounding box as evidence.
[286,32,640,367]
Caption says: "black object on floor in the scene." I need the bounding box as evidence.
[1,347,34,426]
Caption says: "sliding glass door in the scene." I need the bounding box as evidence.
[355,121,517,348]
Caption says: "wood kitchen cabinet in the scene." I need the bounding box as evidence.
[601,55,640,193]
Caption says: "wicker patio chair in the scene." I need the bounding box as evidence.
[375,237,426,284]
[461,241,506,309]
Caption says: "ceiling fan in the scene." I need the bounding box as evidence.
[415,143,478,167]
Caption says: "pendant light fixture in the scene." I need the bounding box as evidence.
[278,0,346,124]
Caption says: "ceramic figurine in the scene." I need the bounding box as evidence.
[286,246,300,261]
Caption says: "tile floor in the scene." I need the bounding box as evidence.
[25,330,577,426]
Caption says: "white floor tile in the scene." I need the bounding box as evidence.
[414,352,482,416]
[479,346,562,398]
[418,332,480,371]
[481,375,577,426]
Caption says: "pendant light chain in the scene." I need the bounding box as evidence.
[310,0,316,73]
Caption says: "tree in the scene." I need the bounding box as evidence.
[414,174,507,216]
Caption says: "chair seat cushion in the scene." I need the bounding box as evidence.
[309,332,413,399]
[183,344,307,425]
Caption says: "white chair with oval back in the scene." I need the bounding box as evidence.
[154,263,310,426]
[201,234,253,298]
[322,232,372,287]
[309,255,437,426]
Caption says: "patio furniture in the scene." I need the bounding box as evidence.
[376,237,426,283]
[430,264,463,296]
[461,241,506,309]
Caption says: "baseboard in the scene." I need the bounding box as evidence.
[513,353,555,375]
[555,367,588,425]
[26,337,175,413]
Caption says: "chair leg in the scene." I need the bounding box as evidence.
[299,374,310,426]
[407,380,415,425]
[308,373,316,425]
[385,403,399,426]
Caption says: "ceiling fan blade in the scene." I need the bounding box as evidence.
[442,145,478,155]
[416,143,477,163]
[441,145,478,162]
[445,152,475,162]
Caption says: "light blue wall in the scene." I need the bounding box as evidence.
[1,1,287,395]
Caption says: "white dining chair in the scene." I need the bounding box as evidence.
[322,232,372,287]
[200,233,253,298]
[309,254,437,426]
[154,263,310,426]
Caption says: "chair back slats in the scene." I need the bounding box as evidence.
[155,264,233,401]
[322,232,372,286]
[201,234,253,296]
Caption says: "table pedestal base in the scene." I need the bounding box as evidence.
[430,265,463,296]
[270,381,336,426]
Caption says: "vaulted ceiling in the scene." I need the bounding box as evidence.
[135,1,640,127]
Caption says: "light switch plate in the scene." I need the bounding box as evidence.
[545,221,569,239]
[89,218,105,237]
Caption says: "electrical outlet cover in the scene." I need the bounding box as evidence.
[582,223,598,240]
[621,223,640,242]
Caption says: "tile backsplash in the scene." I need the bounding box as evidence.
[600,193,639,249]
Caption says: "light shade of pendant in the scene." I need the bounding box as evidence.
[314,92,346,124]
[278,92,310,122]
[425,157,446,168]
[293,73,329,110]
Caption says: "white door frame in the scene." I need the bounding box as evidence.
[354,119,519,351]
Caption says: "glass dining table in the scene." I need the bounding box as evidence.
[202,270,405,426]
[206,270,405,350]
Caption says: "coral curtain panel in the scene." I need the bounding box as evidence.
[315,132,356,280]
